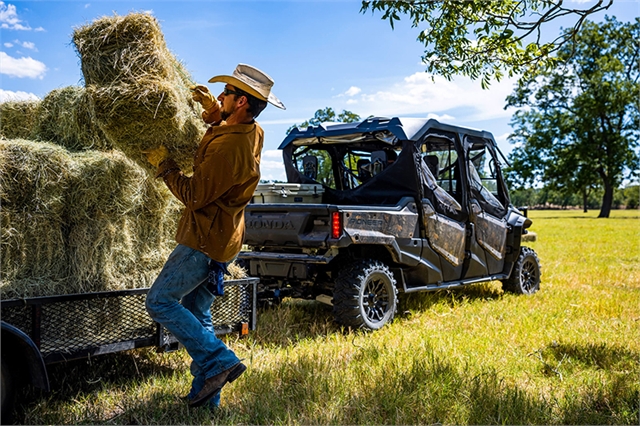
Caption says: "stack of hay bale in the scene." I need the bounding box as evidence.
[0,13,244,299]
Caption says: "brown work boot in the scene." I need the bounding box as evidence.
[188,362,246,407]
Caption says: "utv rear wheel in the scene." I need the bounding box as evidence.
[502,246,541,295]
[332,259,398,330]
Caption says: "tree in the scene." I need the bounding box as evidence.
[622,185,639,209]
[361,0,613,86]
[506,17,640,218]
[287,107,361,134]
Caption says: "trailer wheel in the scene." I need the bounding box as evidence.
[502,246,541,295]
[333,259,398,330]
[1,355,15,424]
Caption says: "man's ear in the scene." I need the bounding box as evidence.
[237,95,249,107]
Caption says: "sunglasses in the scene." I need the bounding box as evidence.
[223,87,246,97]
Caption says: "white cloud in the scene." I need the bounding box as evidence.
[3,42,12,48]
[259,159,286,181]
[344,86,361,97]
[0,89,40,102]
[351,72,517,122]
[0,1,33,30]
[84,3,90,8]
[426,113,455,121]
[34,26,44,32]
[143,9,154,15]
[346,99,358,105]
[0,51,47,78]
[11,39,36,50]
[262,149,283,159]
[0,2,19,25]
[495,132,510,143]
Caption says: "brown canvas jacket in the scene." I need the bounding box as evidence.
[156,122,263,262]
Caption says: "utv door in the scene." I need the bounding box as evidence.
[464,138,510,277]
[418,136,468,283]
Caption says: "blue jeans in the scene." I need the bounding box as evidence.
[146,244,240,406]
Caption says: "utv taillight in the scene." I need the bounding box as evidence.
[331,212,342,239]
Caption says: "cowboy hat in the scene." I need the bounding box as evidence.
[209,63,285,110]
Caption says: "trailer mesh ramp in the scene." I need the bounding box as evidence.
[1,279,256,363]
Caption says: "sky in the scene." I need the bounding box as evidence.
[1,0,638,181]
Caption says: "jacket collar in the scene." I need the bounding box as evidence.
[211,121,256,136]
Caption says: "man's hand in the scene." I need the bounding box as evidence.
[142,145,170,168]
[190,85,218,111]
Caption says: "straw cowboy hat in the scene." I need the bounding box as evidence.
[209,64,285,110]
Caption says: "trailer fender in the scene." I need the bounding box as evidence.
[1,322,49,392]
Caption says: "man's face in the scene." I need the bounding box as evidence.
[218,85,242,121]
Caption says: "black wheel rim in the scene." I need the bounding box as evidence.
[521,258,539,292]
[364,273,390,323]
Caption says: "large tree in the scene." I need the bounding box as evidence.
[361,0,613,86]
[506,17,640,218]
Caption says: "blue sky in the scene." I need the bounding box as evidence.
[1,0,638,180]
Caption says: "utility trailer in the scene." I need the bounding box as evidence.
[0,278,258,421]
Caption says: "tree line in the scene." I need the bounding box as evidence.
[510,185,639,212]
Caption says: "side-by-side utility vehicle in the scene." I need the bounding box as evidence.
[239,117,540,330]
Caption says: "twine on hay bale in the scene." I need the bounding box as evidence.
[73,12,205,172]
[0,101,40,140]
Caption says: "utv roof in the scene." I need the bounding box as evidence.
[279,116,497,149]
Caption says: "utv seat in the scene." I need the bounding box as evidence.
[302,155,318,180]
[424,155,439,178]
[357,159,371,182]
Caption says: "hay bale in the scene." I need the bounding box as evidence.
[35,86,111,151]
[1,210,72,298]
[522,231,538,242]
[0,101,40,140]
[0,138,183,298]
[0,139,73,297]
[86,81,203,169]
[72,13,175,86]
[63,150,164,291]
[67,150,147,217]
[0,138,71,214]
[73,13,205,171]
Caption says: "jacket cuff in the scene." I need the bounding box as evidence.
[202,108,221,125]
[155,158,180,179]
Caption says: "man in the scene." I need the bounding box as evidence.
[143,64,285,408]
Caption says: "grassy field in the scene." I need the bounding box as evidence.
[15,209,640,425]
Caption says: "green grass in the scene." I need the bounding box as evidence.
[16,209,640,424]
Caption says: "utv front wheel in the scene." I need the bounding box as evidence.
[332,259,398,330]
[502,246,541,295]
